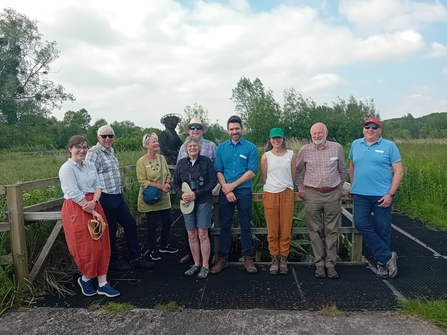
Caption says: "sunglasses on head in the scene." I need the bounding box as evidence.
[100,134,114,139]
[364,125,380,130]
[189,125,203,131]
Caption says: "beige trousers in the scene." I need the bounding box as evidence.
[304,188,342,267]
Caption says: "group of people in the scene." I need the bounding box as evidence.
[58,114,403,298]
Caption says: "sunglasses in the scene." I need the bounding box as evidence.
[100,134,114,139]
[189,125,203,131]
[364,125,380,130]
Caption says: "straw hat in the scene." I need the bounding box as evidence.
[183,117,208,133]
[87,216,107,240]
[180,182,195,215]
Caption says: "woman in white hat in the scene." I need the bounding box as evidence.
[173,136,217,279]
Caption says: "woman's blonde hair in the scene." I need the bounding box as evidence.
[142,133,158,148]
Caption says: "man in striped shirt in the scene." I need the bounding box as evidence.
[86,125,154,271]
[294,123,347,279]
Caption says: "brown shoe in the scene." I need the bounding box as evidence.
[269,256,279,275]
[244,255,257,274]
[279,255,289,275]
[210,256,228,274]
[326,267,339,279]
[315,266,326,278]
[179,254,192,264]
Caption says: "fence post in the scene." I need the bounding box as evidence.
[212,201,220,263]
[6,184,29,283]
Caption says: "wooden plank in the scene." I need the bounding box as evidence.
[0,254,13,265]
[213,192,349,203]
[23,198,64,212]
[342,207,354,223]
[16,177,60,192]
[351,233,363,262]
[0,222,11,232]
[29,220,63,282]
[6,184,29,282]
[24,212,62,221]
[0,185,5,195]
[210,226,357,235]
[212,203,220,263]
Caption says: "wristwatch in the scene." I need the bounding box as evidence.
[388,192,395,197]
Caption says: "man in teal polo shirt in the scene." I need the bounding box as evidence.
[349,117,404,279]
[211,115,259,274]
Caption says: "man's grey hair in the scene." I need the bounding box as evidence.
[143,133,158,148]
[97,124,115,135]
[183,136,201,151]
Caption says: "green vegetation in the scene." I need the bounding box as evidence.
[155,301,183,312]
[104,302,134,314]
[393,140,447,230]
[400,298,447,331]
[319,304,344,317]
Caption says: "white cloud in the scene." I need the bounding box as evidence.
[340,0,447,31]
[2,0,445,127]
[302,73,345,92]
[427,42,447,58]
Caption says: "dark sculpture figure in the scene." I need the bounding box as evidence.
[158,113,183,165]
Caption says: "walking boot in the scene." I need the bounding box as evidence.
[244,255,258,274]
[279,255,289,275]
[210,256,228,274]
[269,256,279,275]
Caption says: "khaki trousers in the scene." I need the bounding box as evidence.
[262,188,295,256]
[304,188,341,267]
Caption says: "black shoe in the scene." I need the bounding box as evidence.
[159,244,178,254]
[129,256,155,269]
[149,250,162,261]
[110,256,132,271]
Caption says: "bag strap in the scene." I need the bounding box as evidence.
[158,154,164,184]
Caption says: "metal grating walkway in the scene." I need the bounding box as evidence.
[36,211,446,311]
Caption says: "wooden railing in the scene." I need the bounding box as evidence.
[1,166,360,284]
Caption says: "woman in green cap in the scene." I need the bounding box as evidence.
[260,128,296,275]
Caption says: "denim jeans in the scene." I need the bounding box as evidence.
[353,194,393,264]
[100,193,141,262]
[218,188,253,256]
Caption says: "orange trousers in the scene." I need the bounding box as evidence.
[262,188,295,256]
[61,193,110,278]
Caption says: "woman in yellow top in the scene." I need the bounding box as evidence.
[136,133,178,261]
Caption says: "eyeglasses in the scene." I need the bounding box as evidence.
[364,125,380,130]
[189,125,203,131]
[100,134,114,139]
[74,146,88,151]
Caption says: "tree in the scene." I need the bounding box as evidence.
[87,118,108,145]
[58,108,91,146]
[231,77,282,144]
[0,8,74,125]
[231,76,266,123]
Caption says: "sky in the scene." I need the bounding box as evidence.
[2,0,447,129]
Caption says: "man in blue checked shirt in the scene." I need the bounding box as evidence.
[86,125,154,271]
[211,115,259,275]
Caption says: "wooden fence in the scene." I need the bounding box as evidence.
[0,166,361,284]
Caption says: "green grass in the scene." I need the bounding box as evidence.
[400,298,447,330]
[394,141,447,230]
[104,302,134,314]
[155,301,183,312]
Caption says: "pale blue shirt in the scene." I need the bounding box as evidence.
[59,158,103,203]
[177,138,217,163]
